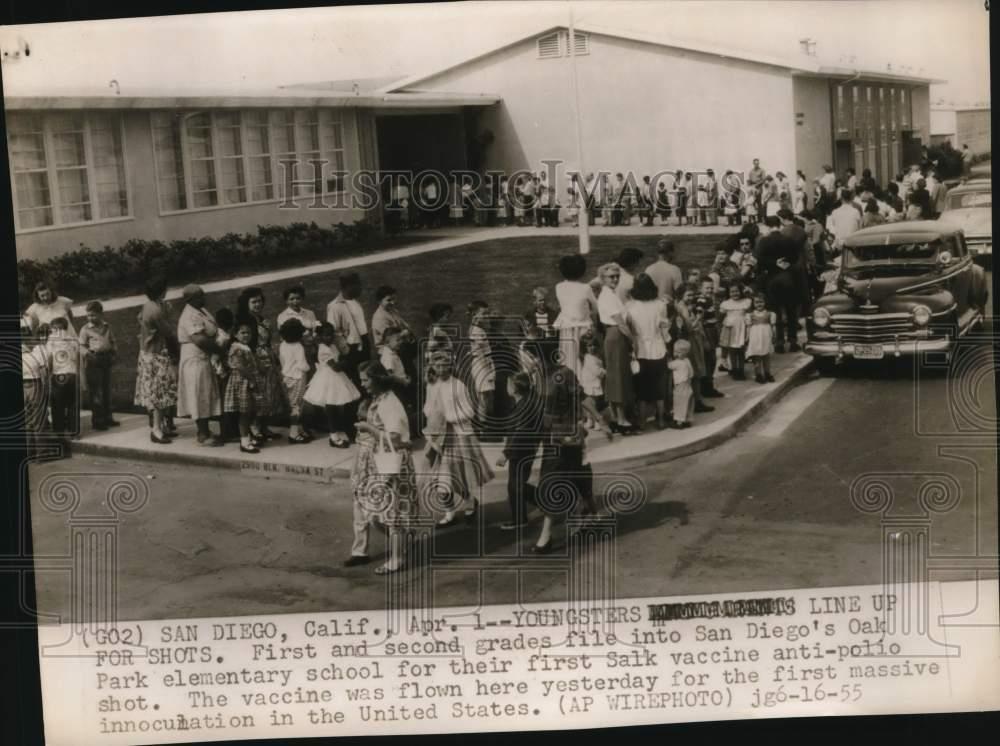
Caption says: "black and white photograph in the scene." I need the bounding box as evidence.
[0,1,997,743]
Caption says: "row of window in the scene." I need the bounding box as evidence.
[537,31,590,59]
[834,83,912,143]
[6,109,349,232]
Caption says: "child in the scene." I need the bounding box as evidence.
[673,171,688,226]
[380,327,410,389]
[46,316,80,438]
[78,301,118,431]
[213,308,239,442]
[724,188,741,226]
[518,324,545,389]
[22,319,52,456]
[719,283,752,380]
[668,340,695,428]
[277,285,319,363]
[745,293,777,384]
[743,185,759,225]
[578,332,608,430]
[224,322,264,454]
[495,371,544,531]
[279,318,313,444]
[695,279,725,398]
[304,322,360,448]
[686,268,702,289]
[674,285,714,414]
[466,300,497,425]
[524,286,558,339]
[423,352,494,527]
[426,303,455,370]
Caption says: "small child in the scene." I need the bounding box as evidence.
[380,327,411,389]
[743,185,759,224]
[426,303,455,370]
[304,322,360,448]
[676,285,714,415]
[578,333,607,430]
[518,324,545,389]
[694,279,724,398]
[212,308,234,378]
[224,322,264,454]
[719,283,751,380]
[745,293,777,384]
[668,340,695,428]
[46,316,80,438]
[22,319,52,455]
[467,300,497,424]
[78,301,118,431]
[686,268,702,288]
[724,188,741,226]
[495,371,544,530]
[278,318,313,444]
[524,286,558,339]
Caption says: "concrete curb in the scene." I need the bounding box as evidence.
[592,356,816,474]
[71,357,816,482]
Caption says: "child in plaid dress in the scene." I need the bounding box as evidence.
[224,323,264,454]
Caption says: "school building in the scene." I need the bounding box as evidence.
[930,106,991,153]
[5,23,940,261]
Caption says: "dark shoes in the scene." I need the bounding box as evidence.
[530,541,553,555]
[344,555,371,567]
[694,402,715,413]
[789,342,802,352]
[703,387,725,398]
[150,432,172,444]
[500,522,527,531]
[775,343,786,353]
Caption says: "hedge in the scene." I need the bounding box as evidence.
[17,220,377,306]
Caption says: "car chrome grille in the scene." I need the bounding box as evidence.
[830,315,914,343]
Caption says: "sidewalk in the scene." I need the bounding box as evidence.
[69,351,814,481]
[70,222,736,314]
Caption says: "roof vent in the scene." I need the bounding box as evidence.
[538,32,561,59]
[799,38,816,56]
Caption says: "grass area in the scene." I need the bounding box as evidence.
[100,233,722,409]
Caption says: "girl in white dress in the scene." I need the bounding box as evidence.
[304,322,360,448]
[718,284,752,380]
[553,255,597,375]
[745,293,777,384]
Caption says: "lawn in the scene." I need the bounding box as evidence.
[100,233,723,409]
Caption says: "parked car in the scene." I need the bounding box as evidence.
[938,178,991,268]
[805,221,989,371]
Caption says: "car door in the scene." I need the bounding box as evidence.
[947,234,973,321]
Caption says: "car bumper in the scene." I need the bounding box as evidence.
[805,338,952,358]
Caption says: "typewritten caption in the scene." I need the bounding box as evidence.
[38,580,1000,744]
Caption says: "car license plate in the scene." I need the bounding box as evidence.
[854,344,884,360]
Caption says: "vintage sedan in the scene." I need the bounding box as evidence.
[805,221,988,369]
[939,178,992,268]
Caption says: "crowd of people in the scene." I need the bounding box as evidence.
[386,157,954,239]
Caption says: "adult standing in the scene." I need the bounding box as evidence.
[778,208,811,332]
[645,239,685,301]
[25,281,76,336]
[961,144,973,178]
[794,170,808,215]
[327,273,372,391]
[371,285,416,379]
[757,217,801,352]
[747,158,766,192]
[176,284,223,446]
[626,273,672,429]
[553,254,598,375]
[613,248,643,303]
[134,275,179,444]
[237,287,287,438]
[827,190,863,248]
[597,263,637,433]
[819,165,836,196]
[345,361,417,575]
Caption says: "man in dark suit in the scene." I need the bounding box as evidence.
[758,215,802,352]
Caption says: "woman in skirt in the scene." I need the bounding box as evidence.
[236,288,287,438]
[344,361,418,575]
[596,263,637,433]
[134,275,179,444]
[422,352,494,527]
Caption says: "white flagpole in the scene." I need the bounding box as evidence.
[568,5,590,255]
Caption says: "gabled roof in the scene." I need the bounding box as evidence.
[381,22,942,93]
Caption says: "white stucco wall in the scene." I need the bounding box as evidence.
[793,76,833,182]
[412,31,799,191]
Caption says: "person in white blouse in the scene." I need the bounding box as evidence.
[553,255,598,375]
[327,273,371,391]
[597,263,638,433]
[626,273,672,430]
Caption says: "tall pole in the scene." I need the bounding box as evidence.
[568,5,590,255]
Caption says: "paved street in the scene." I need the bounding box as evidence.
[27,325,996,623]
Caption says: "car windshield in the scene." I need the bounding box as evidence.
[946,190,991,209]
[844,241,940,267]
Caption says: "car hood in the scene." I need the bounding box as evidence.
[939,208,992,238]
[839,266,947,305]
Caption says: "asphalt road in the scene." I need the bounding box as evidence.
[26,304,997,622]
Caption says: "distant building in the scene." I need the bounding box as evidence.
[5,23,940,260]
[931,106,990,152]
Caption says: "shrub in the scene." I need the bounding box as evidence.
[925,141,965,180]
[17,219,378,309]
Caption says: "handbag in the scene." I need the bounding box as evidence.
[373,431,402,476]
[629,356,641,375]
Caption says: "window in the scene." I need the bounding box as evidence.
[571,31,590,56]
[151,108,347,213]
[899,88,910,128]
[6,112,129,231]
[537,32,561,59]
